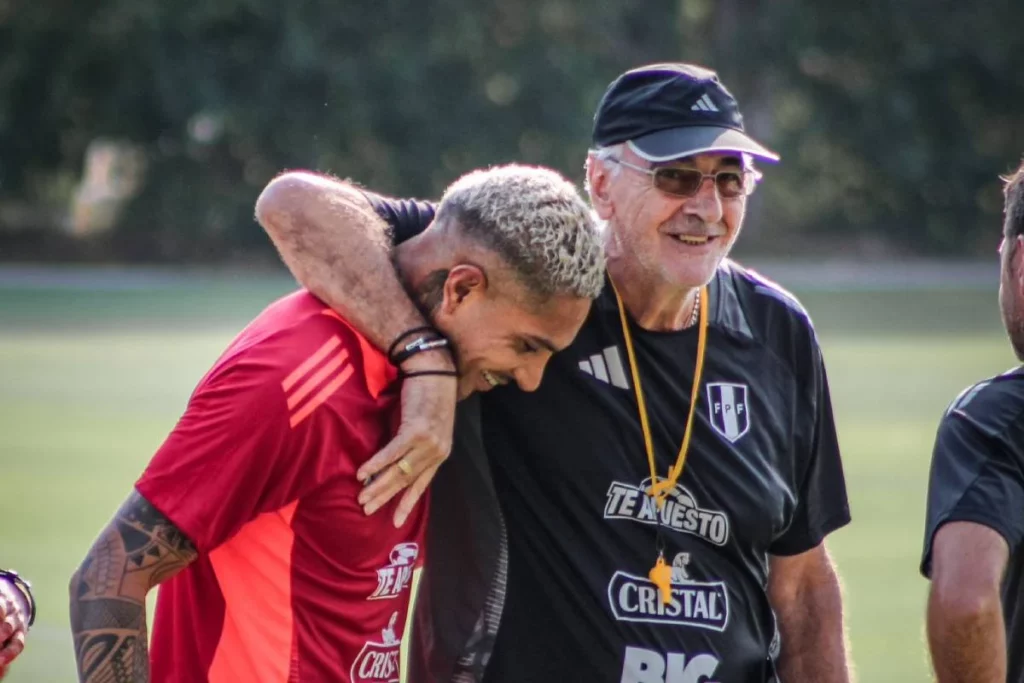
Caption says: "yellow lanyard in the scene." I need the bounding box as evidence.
[612,282,709,604]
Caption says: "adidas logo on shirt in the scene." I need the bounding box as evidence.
[690,94,719,112]
[579,345,630,390]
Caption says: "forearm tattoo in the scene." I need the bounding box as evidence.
[70,491,197,682]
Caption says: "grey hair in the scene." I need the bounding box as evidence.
[584,144,625,196]
[435,164,605,300]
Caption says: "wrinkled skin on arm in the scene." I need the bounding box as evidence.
[255,173,457,525]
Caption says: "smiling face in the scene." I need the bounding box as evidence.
[589,146,751,290]
[430,265,592,399]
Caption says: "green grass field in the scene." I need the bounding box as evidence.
[0,271,1014,682]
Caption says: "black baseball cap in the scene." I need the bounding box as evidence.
[592,63,780,163]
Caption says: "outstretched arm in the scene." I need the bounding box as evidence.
[255,172,456,526]
[69,490,198,683]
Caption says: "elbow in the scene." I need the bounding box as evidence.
[254,171,313,232]
[928,579,1002,625]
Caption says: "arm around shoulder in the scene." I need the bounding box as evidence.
[255,171,439,355]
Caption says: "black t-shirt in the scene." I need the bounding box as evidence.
[921,366,1024,682]
[372,196,851,683]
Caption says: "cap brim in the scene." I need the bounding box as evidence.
[629,126,780,163]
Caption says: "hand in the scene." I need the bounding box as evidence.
[0,578,29,674]
[358,353,458,527]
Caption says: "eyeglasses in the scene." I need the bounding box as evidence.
[606,157,759,199]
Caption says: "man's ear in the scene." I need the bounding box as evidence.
[1012,235,1024,293]
[587,155,615,220]
[441,264,487,314]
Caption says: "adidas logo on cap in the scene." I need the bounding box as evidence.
[690,94,719,112]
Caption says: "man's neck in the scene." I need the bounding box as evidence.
[391,235,440,314]
[606,256,699,332]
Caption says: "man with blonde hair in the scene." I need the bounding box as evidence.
[69,164,603,683]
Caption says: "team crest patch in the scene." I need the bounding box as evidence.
[706,382,750,443]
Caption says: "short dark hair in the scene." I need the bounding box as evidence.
[1003,160,1024,239]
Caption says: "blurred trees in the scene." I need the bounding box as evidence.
[0,0,1022,260]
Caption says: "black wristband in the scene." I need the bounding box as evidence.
[399,369,459,379]
[390,336,452,366]
[0,569,36,628]
[386,326,438,361]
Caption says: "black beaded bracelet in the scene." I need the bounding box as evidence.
[0,569,36,628]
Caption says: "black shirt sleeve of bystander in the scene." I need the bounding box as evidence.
[920,375,1024,577]
[362,192,438,244]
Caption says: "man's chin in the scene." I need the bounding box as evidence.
[1012,338,1024,364]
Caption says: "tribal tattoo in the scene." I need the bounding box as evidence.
[70,490,197,683]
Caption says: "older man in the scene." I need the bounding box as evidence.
[922,160,1024,683]
[258,63,852,683]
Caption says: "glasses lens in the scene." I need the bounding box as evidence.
[652,168,703,196]
[715,172,747,198]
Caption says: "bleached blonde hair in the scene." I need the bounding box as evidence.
[436,164,605,299]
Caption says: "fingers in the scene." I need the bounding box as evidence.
[0,612,13,645]
[0,630,25,666]
[357,436,411,484]
[393,464,439,528]
[358,463,410,516]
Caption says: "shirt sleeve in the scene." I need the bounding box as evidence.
[136,320,377,553]
[920,410,1024,577]
[362,192,437,244]
[769,343,852,556]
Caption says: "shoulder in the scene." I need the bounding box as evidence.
[940,367,1024,441]
[362,192,438,242]
[713,260,821,367]
[201,290,396,405]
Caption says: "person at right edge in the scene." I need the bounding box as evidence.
[922,159,1024,683]
[257,63,853,682]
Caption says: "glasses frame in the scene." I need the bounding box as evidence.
[607,157,760,198]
